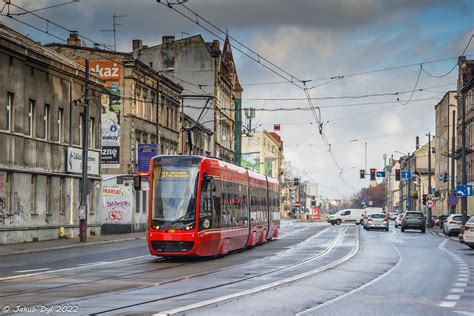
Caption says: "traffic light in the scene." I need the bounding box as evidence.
[360,169,365,179]
[293,178,299,186]
[443,172,449,183]
[395,169,400,181]
[422,194,427,205]
[370,168,376,181]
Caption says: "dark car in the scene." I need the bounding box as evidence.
[401,211,426,233]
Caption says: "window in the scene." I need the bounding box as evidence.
[59,177,65,215]
[135,189,141,213]
[6,92,13,132]
[46,176,52,214]
[31,175,37,214]
[79,114,83,146]
[44,104,50,140]
[89,117,95,148]
[58,108,64,143]
[142,191,147,214]
[29,100,36,137]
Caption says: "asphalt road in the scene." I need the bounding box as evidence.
[0,220,472,316]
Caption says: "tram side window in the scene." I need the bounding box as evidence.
[213,192,221,228]
[200,181,212,219]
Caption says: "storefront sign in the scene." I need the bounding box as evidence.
[66,147,99,175]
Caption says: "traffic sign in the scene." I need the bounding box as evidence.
[456,185,473,197]
[426,200,434,208]
[295,202,301,207]
[361,200,366,206]
[447,195,458,207]
[376,171,386,178]
[401,171,412,179]
[426,194,433,201]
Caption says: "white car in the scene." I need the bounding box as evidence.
[462,217,474,249]
[366,213,389,231]
[442,214,463,236]
[327,209,364,225]
[362,207,384,229]
[394,213,403,228]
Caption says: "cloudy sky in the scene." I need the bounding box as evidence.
[2,0,473,199]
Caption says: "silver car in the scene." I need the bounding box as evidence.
[394,214,403,228]
[442,214,463,236]
[366,213,389,231]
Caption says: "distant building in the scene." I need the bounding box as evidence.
[132,35,243,164]
[0,23,104,243]
[384,158,400,214]
[241,130,284,182]
[48,33,183,234]
[457,56,474,214]
[399,139,436,216]
[434,91,457,215]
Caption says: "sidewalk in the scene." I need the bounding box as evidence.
[0,232,146,256]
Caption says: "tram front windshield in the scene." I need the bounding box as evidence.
[151,158,200,228]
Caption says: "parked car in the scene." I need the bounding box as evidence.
[366,213,389,231]
[442,214,463,236]
[327,209,364,225]
[401,211,426,233]
[459,226,465,244]
[394,213,403,228]
[462,216,474,249]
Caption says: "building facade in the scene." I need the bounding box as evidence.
[132,35,243,164]
[48,34,183,234]
[384,158,400,214]
[241,130,284,181]
[0,23,104,243]
[457,57,474,215]
[399,140,436,216]
[434,91,458,215]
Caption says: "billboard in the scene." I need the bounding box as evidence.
[137,144,157,175]
[79,60,123,168]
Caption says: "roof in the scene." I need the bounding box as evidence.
[0,22,96,78]
[45,43,131,57]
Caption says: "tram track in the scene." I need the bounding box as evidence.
[0,224,331,302]
[85,225,356,315]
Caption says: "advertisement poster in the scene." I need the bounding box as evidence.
[80,60,123,168]
[137,144,157,175]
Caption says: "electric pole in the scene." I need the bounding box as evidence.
[80,60,90,242]
[451,110,456,214]
[461,93,468,223]
[427,132,432,226]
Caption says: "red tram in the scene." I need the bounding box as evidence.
[147,155,280,257]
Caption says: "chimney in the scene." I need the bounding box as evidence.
[416,136,420,150]
[162,36,175,45]
[210,40,220,57]
[132,39,142,51]
[67,31,81,47]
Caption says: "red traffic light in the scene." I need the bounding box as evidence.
[370,168,376,180]
[395,169,401,181]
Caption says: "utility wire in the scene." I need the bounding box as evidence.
[8,1,79,16]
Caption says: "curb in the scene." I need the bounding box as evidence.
[0,236,146,257]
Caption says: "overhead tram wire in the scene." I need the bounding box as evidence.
[0,6,210,97]
[157,1,305,90]
[8,0,79,16]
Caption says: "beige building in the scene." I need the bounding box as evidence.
[0,23,104,243]
[48,33,183,234]
[132,35,243,164]
[434,91,457,215]
[241,130,284,182]
[384,159,400,214]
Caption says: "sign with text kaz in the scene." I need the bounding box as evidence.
[67,147,99,175]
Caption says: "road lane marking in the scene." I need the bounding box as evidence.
[446,295,461,300]
[458,278,469,282]
[155,227,359,316]
[0,255,151,281]
[14,268,51,273]
[455,283,467,287]
[295,236,402,315]
[440,302,457,308]
[459,274,469,278]
[451,288,465,293]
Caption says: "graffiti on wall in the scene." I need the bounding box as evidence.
[102,185,132,224]
[0,172,6,225]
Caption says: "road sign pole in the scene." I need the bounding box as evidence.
[427,132,432,227]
